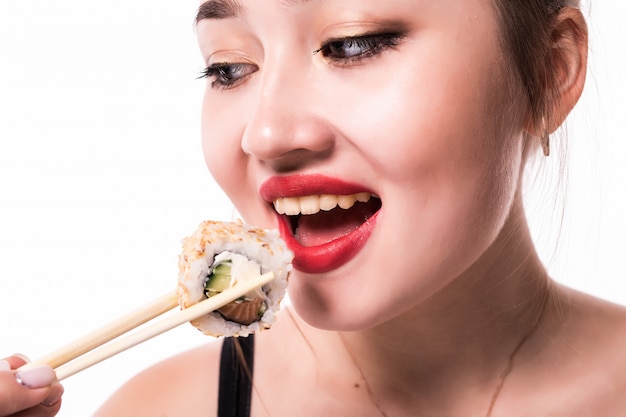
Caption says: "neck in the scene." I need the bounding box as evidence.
[321,196,551,414]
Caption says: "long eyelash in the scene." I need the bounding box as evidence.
[197,67,212,80]
[197,66,228,91]
[313,32,404,64]
[197,63,247,91]
[197,65,228,80]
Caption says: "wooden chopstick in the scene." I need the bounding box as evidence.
[19,290,179,372]
[53,272,275,381]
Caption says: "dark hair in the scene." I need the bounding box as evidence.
[492,1,589,270]
[492,0,582,131]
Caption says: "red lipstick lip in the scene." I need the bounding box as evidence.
[259,174,372,201]
[276,210,379,274]
[260,174,380,274]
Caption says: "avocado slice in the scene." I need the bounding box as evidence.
[204,262,232,297]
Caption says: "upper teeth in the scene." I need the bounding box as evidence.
[273,192,372,216]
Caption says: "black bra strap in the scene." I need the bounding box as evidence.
[217,335,255,417]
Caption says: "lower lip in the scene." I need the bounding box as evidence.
[276,210,380,274]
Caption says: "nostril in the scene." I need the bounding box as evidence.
[241,106,336,170]
[266,147,334,173]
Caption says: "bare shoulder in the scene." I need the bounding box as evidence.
[561,285,626,355]
[93,338,223,417]
[570,288,626,414]
[539,285,626,415]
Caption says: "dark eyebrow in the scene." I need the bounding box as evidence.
[195,0,243,23]
[195,0,316,23]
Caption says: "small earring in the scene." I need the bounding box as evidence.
[540,117,550,157]
[541,132,550,157]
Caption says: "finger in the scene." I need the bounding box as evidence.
[1,354,30,370]
[41,383,64,408]
[9,398,62,417]
[0,379,51,416]
[0,365,60,416]
[0,384,63,417]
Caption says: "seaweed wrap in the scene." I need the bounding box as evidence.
[177,220,293,337]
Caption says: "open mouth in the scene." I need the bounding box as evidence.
[273,192,382,247]
[260,175,382,273]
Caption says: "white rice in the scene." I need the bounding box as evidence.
[177,219,293,337]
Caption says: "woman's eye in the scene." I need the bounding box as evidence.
[199,62,258,90]
[314,32,403,63]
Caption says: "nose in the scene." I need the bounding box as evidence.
[241,62,335,172]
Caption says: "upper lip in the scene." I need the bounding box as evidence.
[259,174,373,202]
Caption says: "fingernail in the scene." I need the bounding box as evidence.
[12,353,31,363]
[41,384,64,407]
[0,360,10,371]
[15,365,56,388]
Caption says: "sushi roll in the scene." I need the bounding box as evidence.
[177,220,293,337]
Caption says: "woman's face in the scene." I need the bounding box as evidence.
[197,0,527,330]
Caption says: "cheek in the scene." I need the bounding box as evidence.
[202,137,241,195]
[201,92,276,228]
[338,47,524,285]
[201,110,241,195]
[343,63,521,199]
[390,73,522,243]
[201,95,248,210]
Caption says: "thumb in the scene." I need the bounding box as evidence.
[0,357,60,416]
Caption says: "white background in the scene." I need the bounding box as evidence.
[0,1,624,416]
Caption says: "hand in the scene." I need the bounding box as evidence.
[0,355,63,417]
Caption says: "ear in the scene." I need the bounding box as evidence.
[527,7,588,136]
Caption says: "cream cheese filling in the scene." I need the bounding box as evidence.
[211,251,265,299]
[273,192,372,216]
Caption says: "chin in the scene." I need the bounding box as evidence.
[285,270,398,332]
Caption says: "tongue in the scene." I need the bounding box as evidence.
[295,202,374,247]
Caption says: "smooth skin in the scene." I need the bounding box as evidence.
[0,356,62,417]
[8,0,626,416]
[95,1,626,416]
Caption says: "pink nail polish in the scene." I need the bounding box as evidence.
[12,353,30,363]
[15,365,56,388]
[41,385,64,407]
